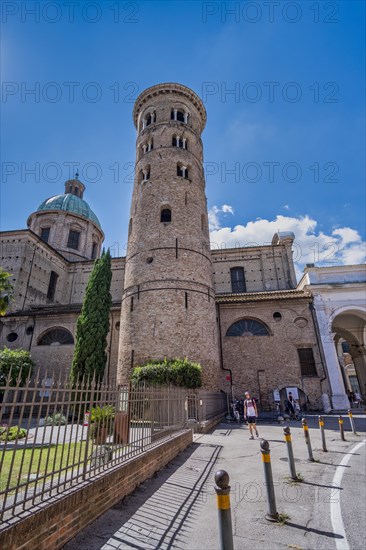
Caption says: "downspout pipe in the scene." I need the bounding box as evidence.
[217,302,234,402]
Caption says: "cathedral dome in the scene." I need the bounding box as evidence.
[37,193,101,228]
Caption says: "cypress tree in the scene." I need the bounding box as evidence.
[70,249,112,385]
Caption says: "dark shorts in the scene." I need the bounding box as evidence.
[247,416,256,424]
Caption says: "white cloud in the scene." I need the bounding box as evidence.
[283,204,290,210]
[208,208,366,281]
[222,204,234,214]
[208,204,234,231]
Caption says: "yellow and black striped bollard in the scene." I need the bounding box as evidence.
[260,439,279,521]
[302,418,314,461]
[283,426,298,480]
[318,416,327,452]
[339,415,345,441]
[214,470,234,550]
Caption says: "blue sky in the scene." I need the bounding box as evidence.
[1,0,365,276]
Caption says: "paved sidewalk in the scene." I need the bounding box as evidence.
[63,415,366,550]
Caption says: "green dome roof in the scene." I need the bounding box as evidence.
[37,194,101,228]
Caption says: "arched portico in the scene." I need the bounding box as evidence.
[332,308,366,401]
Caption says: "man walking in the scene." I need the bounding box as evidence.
[244,391,259,439]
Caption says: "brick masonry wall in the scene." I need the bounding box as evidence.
[0,430,193,550]
[218,297,330,409]
[118,84,221,388]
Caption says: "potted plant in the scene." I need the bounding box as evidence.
[89,405,115,445]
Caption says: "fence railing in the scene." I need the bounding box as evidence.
[0,370,228,525]
[0,370,190,523]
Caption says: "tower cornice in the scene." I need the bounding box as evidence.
[133,83,207,130]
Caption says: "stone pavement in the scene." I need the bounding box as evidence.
[63,415,366,550]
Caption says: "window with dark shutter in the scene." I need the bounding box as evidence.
[298,348,317,376]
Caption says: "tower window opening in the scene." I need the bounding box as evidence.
[172,136,187,149]
[171,109,189,123]
[141,167,150,182]
[142,139,153,154]
[201,214,206,231]
[74,188,78,196]
[177,164,189,178]
[185,292,188,309]
[47,270,59,301]
[128,218,133,236]
[230,267,246,293]
[161,208,171,223]
[69,185,73,193]
[143,110,156,129]
[40,227,50,244]
[130,297,134,312]
[67,230,80,250]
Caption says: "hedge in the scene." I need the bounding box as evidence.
[131,358,202,388]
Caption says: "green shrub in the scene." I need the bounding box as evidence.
[46,412,67,426]
[131,358,202,388]
[0,426,27,441]
[0,348,34,392]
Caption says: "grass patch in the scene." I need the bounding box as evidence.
[277,512,290,525]
[1,442,88,492]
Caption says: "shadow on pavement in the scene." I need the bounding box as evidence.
[284,521,344,540]
[63,440,222,550]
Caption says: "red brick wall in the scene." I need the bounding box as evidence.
[1,430,193,550]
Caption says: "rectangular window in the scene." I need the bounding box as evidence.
[91,243,97,259]
[40,227,50,243]
[230,267,246,293]
[298,348,317,376]
[67,230,80,250]
[47,271,58,301]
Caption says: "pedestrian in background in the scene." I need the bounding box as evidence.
[244,391,259,439]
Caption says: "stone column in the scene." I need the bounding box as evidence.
[315,302,349,409]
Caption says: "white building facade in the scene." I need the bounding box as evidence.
[298,265,366,409]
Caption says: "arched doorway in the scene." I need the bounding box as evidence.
[332,309,366,401]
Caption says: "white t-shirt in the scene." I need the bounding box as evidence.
[245,399,256,416]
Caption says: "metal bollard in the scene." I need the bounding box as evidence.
[348,409,357,435]
[339,415,346,441]
[302,419,314,461]
[260,439,279,522]
[214,470,234,550]
[283,426,298,480]
[318,416,327,452]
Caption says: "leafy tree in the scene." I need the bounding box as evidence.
[131,358,202,388]
[70,249,112,386]
[0,268,14,316]
[0,348,34,393]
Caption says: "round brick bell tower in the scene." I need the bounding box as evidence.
[117,83,220,388]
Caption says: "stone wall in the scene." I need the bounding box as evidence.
[0,430,193,550]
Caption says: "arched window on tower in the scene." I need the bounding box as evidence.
[160,208,172,223]
[142,110,156,129]
[171,109,189,124]
[142,139,153,155]
[140,166,150,182]
[230,267,246,293]
[177,164,189,178]
[226,319,270,337]
[172,136,187,149]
